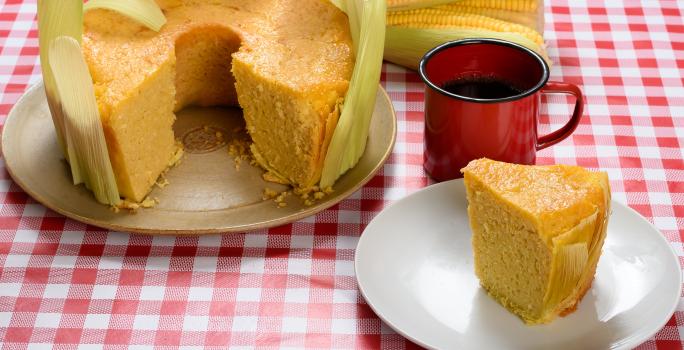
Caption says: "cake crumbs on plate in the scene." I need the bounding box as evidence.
[156,175,170,189]
[262,184,336,208]
[273,191,291,208]
[111,196,159,214]
[227,136,253,171]
[168,141,185,167]
[274,191,289,203]
[140,197,158,208]
[292,184,335,206]
[263,188,279,200]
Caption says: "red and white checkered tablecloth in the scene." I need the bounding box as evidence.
[0,0,683,348]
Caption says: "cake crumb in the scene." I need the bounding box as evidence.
[227,136,253,171]
[291,184,336,206]
[156,175,170,189]
[274,191,288,203]
[263,188,279,200]
[114,199,140,213]
[111,196,159,214]
[168,142,184,167]
[140,197,158,208]
[293,187,307,195]
[261,184,336,208]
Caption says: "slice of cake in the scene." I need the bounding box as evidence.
[461,158,611,324]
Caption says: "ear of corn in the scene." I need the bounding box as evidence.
[320,0,387,188]
[83,0,167,31]
[387,10,544,46]
[449,0,538,12]
[385,26,548,71]
[387,0,459,12]
[383,0,549,71]
[387,0,539,12]
[435,4,538,30]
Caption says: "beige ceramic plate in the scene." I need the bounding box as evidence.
[2,82,396,234]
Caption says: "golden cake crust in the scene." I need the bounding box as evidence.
[462,158,609,246]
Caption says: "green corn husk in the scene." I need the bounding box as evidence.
[49,36,121,205]
[37,0,83,161]
[320,0,387,188]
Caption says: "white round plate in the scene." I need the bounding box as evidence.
[355,179,681,350]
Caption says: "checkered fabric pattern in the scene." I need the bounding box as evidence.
[0,0,682,348]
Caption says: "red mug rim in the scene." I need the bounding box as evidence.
[418,38,550,104]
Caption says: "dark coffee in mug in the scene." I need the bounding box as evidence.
[441,75,523,100]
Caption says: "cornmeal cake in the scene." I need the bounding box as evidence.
[82,0,354,202]
[462,158,610,324]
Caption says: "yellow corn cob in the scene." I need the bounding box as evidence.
[435,4,538,29]
[450,0,538,12]
[384,26,550,71]
[386,0,458,12]
[387,10,544,46]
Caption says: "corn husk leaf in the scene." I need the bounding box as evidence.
[320,0,387,188]
[49,36,121,205]
[543,210,597,311]
[84,0,167,32]
[384,26,549,71]
[544,242,588,310]
[37,0,83,162]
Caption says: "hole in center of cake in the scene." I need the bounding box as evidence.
[172,25,254,163]
[174,25,242,110]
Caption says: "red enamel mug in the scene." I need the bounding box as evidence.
[419,39,584,181]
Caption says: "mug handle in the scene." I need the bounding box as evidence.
[536,82,584,150]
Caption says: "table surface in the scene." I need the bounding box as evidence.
[1,0,683,348]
